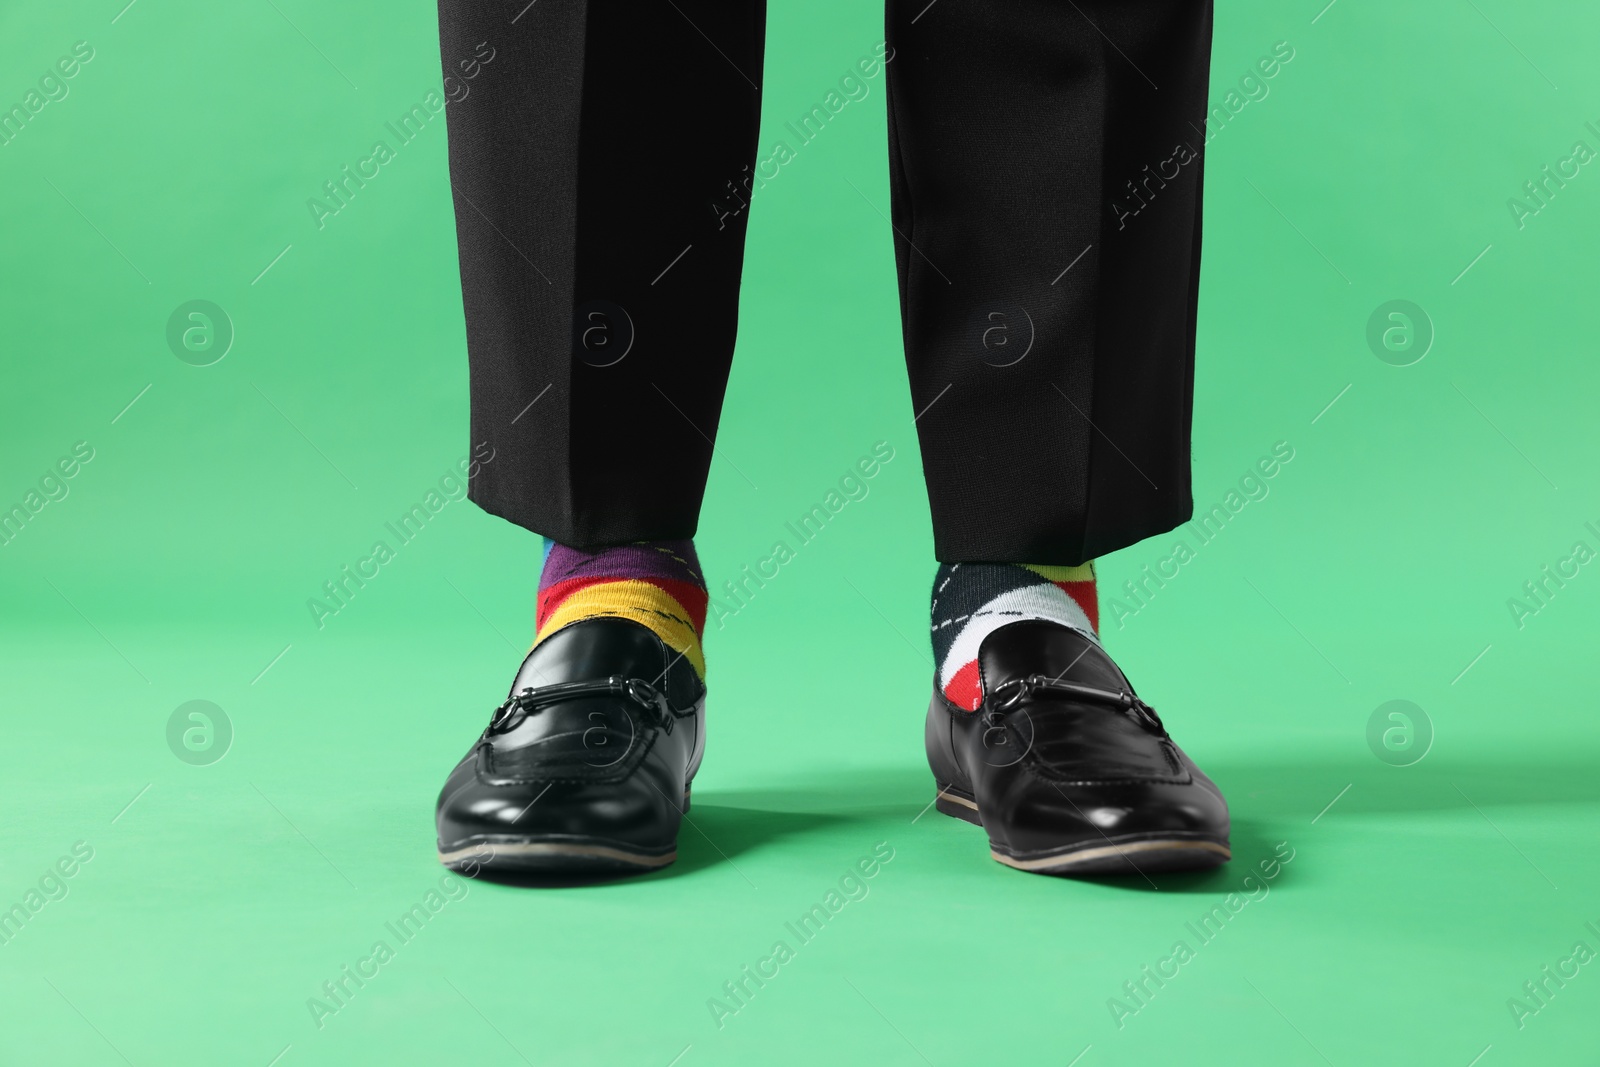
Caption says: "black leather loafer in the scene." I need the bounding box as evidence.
[925,619,1229,877]
[435,618,704,875]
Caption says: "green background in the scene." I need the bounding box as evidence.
[2,0,1596,1064]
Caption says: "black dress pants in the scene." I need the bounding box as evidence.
[435,0,1213,565]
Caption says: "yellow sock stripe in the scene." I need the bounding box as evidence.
[1021,561,1095,584]
[535,579,706,678]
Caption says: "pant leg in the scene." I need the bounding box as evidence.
[436,1,766,548]
[884,0,1214,565]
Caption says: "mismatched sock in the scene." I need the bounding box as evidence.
[536,539,709,680]
[930,561,1098,711]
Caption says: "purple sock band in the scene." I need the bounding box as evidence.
[538,540,704,593]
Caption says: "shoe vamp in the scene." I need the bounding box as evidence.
[484,705,655,780]
[1018,704,1186,783]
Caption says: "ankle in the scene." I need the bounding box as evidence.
[931,561,1097,710]
[537,539,709,679]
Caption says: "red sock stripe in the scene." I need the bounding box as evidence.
[537,574,709,634]
[536,575,610,630]
[1055,579,1098,632]
[640,577,709,633]
[942,660,984,712]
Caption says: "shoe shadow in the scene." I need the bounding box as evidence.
[682,768,1272,894]
[1067,816,1277,895]
[1094,751,1600,895]
[646,771,933,882]
[1210,753,1600,818]
[663,802,859,878]
[468,795,865,890]
[465,753,1600,890]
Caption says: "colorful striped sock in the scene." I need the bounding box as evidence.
[535,539,709,680]
[930,561,1099,711]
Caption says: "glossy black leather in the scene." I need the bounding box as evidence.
[435,618,704,873]
[926,619,1229,874]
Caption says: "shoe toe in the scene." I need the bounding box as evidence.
[436,749,682,852]
[1000,775,1218,838]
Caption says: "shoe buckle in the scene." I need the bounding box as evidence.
[488,696,520,732]
[988,674,1166,734]
[1129,696,1166,734]
[990,677,1032,712]
[488,676,679,734]
[621,678,674,733]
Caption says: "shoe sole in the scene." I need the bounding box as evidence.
[438,837,676,874]
[436,787,690,876]
[933,782,1230,877]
